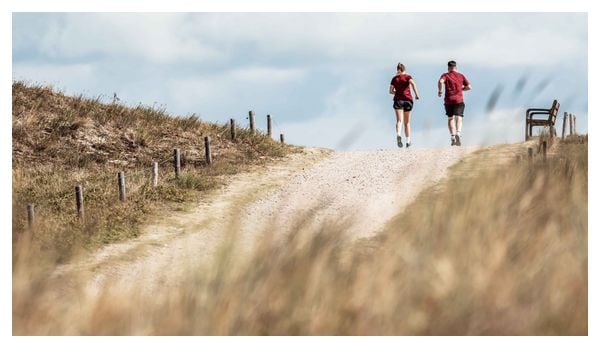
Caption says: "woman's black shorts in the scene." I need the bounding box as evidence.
[393,100,413,111]
[444,102,465,117]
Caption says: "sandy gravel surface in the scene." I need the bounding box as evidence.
[239,147,478,243]
[51,146,478,296]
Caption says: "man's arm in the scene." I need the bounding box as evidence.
[389,85,395,95]
[463,76,471,91]
[438,79,444,97]
[409,79,420,100]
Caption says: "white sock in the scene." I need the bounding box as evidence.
[397,131,402,137]
[457,131,462,136]
[406,137,411,144]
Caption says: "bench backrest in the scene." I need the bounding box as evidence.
[549,99,560,124]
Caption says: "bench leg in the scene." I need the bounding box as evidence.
[525,121,529,140]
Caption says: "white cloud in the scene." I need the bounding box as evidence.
[278,72,397,150]
[487,107,523,123]
[234,67,305,82]
[180,13,586,68]
[466,107,526,144]
[415,27,584,67]
[15,13,586,68]
[12,63,94,89]
[165,66,307,116]
[27,13,223,64]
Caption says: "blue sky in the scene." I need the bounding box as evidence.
[12,12,587,150]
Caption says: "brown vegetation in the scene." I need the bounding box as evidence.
[12,81,296,260]
[13,129,587,334]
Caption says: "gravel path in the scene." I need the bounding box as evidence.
[239,147,478,242]
[51,146,478,296]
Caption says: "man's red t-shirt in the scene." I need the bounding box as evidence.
[390,74,413,101]
[440,71,470,105]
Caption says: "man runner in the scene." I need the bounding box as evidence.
[438,60,471,146]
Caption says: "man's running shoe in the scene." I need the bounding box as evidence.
[455,135,462,146]
[397,135,403,148]
[451,136,456,146]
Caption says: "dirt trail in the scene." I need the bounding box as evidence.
[52,146,478,296]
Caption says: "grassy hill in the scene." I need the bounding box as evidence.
[12,81,296,260]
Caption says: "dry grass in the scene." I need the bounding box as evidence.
[364,138,587,335]
[12,135,587,335]
[12,81,297,261]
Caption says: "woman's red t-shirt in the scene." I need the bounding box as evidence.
[390,74,413,101]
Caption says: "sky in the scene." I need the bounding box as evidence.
[12,12,588,150]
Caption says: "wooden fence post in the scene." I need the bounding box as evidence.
[151,161,158,187]
[204,136,212,165]
[542,141,547,162]
[249,110,255,132]
[75,185,84,220]
[173,148,181,178]
[573,114,577,136]
[562,112,568,140]
[267,114,272,137]
[118,171,126,202]
[280,133,285,144]
[569,113,574,136]
[27,203,34,229]
[230,118,236,141]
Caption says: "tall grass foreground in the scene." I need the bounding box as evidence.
[13,138,587,335]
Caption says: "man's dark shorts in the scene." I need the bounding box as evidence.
[393,100,413,111]
[444,102,465,117]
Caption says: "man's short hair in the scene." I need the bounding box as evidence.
[448,60,457,67]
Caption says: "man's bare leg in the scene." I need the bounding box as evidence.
[455,115,462,134]
[448,116,456,134]
[455,115,463,146]
[448,116,457,146]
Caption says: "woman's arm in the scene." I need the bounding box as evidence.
[409,79,420,100]
[389,85,395,95]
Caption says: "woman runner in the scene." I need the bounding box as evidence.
[389,63,420,148]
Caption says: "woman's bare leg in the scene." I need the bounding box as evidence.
[403,110,411,139]
[395,108,404,147]
[395,109,403,136]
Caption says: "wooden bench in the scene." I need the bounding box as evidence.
[525,99,560,140]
